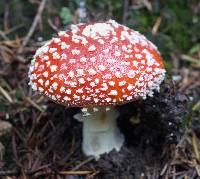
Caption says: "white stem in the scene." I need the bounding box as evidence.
[75,107,124,159]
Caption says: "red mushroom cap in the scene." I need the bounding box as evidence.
[29,20,166,107]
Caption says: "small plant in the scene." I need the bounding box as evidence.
[59,7,73,25]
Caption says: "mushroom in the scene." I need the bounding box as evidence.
[28,20,166,158]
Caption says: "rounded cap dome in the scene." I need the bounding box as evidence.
[28,20,166,107]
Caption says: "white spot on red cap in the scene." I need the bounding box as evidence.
[50,65,57,72]
[98,65,106,71]
[88,69,97,76]
[88,45,96,52]
[108,90,118,96]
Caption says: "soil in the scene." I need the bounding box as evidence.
[5,82,192,179]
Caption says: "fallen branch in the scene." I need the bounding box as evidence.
[18,0,47,54]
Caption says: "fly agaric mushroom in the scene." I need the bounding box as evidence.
[28,20,166,158]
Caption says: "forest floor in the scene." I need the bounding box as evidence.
[0,0,200,178]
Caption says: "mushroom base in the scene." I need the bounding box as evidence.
[81,107,124,159]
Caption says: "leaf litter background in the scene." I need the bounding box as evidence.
[0,0,200,178]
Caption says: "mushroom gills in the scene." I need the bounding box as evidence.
[75,107,124,159]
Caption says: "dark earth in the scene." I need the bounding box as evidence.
[5,82,193,179]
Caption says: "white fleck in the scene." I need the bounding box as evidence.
[81,38,88,45]
[95,78,99,84]
[135,54,143,59]
[119,81,126,86]
[34,62,39,69]
[38,79,43,85]
[69,81,77,87]
[53,38,61,43]
[133,61,139,67]
[50,65,57,72]
[90,57,96,62]
[82,23,114,38]
[78,78,85,84]
[77,69,85,76]
[82,108,88,113]
[110,37,118,43]
[46,61,50,67]
[69,59,76,64]
[127,84,134,91]
[60,86,65,93]
[88,68,97,75]
[108,81,115,86]
[103,49,109,53]
[71,24,79,33]
[58,31,66,36]
[88,45,96,51]
[90,82,96,87]
[125,54,129,59]
[115,71,122,78]
[48,88,54,93]
[72,37,80,43]
[52,52,60,59]
[80,57,87,63]
[76,88,83,94]
[87,77,92,81]
[107,58,116,63]
[43,55,49,61]
[38,87,44,92]
[141,60,145,64]
[105,98,112,102]
[61,54,67,60]
[51,95,56,100]
[43,71,48,77]
[64,96,71,101]
[45,80,49,86]
[128,70,135,78]
[66,89,71,94]
[127,96,133,100]
[101,83,108,91]
[52,82,58,90]
[49,48,57,53]
[68,71,74,78]
[94,98,99,103]
[98,39,104,44]
[146,67,152,72]
[60,42,70,49]
[108,90,118,96]
[72,49,80,55]
[98,65,106,71]
[114,51,121,57]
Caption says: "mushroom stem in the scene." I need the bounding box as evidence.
[81,107,124,158]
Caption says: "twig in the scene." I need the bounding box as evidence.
[0,86,13,103]
[25,97,45,113]
[181,54,200,64]
[192,100,200,111]
[4,24,24,35]
[122,0,129,24]
[47,18,59,32]
[18,0,47,53]
[72,156,94,170]
[59,170,92,175]
[0,30,9,41]
[152,16,162,35]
